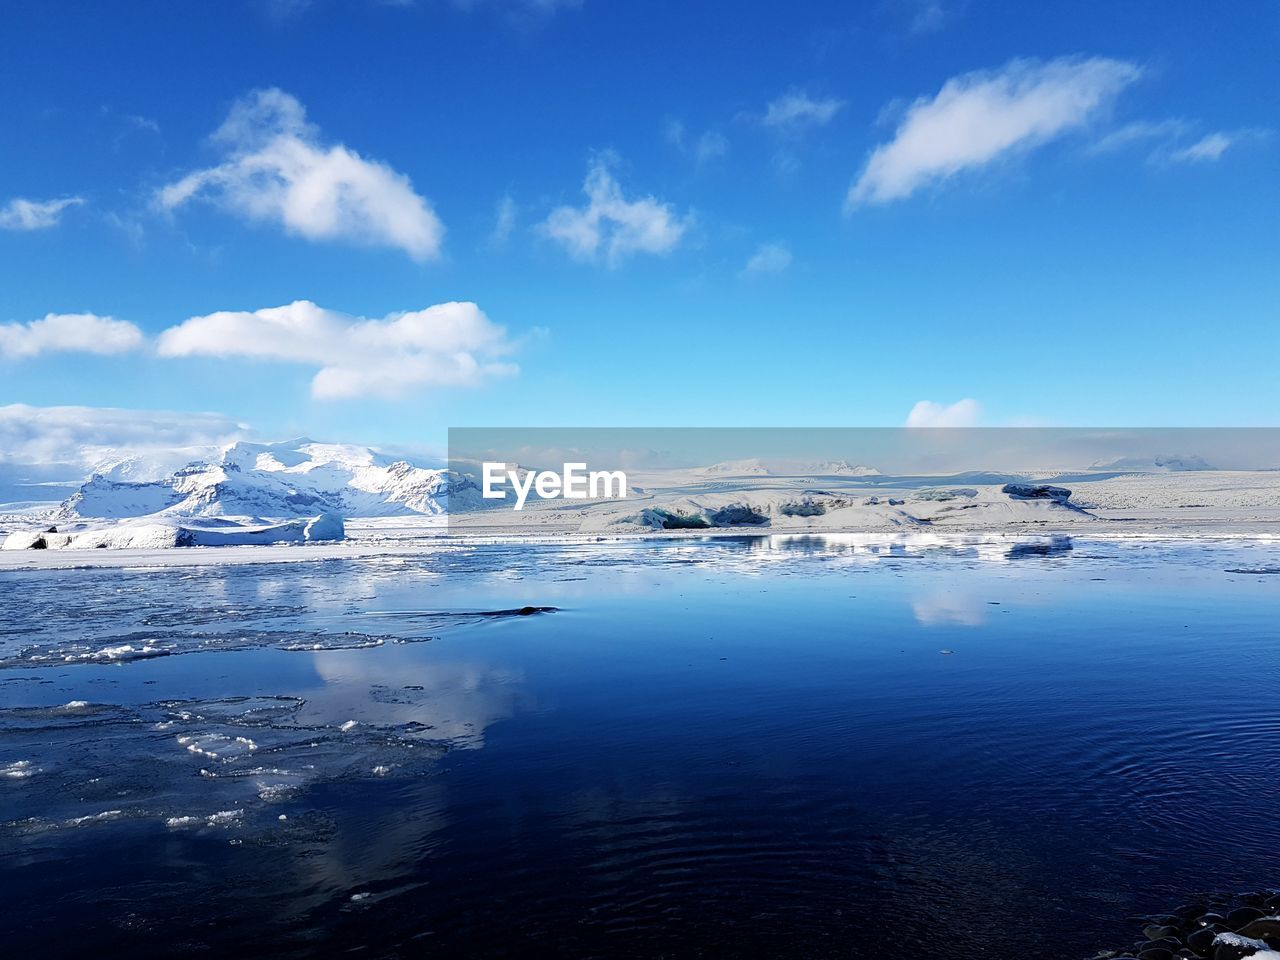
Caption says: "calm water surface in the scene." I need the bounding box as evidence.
[2,536,1279,958]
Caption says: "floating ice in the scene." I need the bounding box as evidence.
[62,642,168,663]
[8,629,414,670]
[277,636,385,651]
[178,734,258,761]
[67,810,123,826]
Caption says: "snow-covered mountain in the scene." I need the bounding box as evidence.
[58,438,481,520]
[1089,454,1213,473]
[791,460,880,477]
[694,458,879,478]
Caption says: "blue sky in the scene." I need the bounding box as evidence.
[1,0,1278,460]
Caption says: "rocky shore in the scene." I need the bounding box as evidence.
[1096,891,1280,959]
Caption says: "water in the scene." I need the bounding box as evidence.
[2,536,1279,958]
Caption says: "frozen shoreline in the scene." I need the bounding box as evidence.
[0,523,1278,572]
[1,469,1277,570]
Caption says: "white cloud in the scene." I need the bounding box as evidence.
[0,313,144,359]
[0,403,249,477]
[848,56,1141,207]
[905,398,982,428]
[0,196,84,231]
[156,88,443,261]
[741,243,792,276]
[1169,131,1233,163]
[542,158,688,266]
[156,299,518,400]
[762,89,845,133]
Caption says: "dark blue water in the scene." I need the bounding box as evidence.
[2,536,1279,958]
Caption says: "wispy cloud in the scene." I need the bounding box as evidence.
[666,120,728,165]
[156,88,444,261]
[848,56,1141,208]
[100,105,162,150]
[0,313,144,359]
[1169,131,1234,163]
[885,0,962,34]
[762,89,845,134]
[1091,120,1262,165]
[0,196,84,231]
[156,300,518,400]
[741,243,792,276]
[906,0,957,33]
[905,398,981,428]
[490,194,517,246]
[1089,118,1190,155]
[541,156,689,266]
[694,130,729,164]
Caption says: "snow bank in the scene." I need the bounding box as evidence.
[1213,932,1280,959]
[3,529,51,550]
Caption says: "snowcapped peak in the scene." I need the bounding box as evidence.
[700,458,771,476]
[59,436,478,520]
[219,437,391,472]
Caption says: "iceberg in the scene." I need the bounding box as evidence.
[2,513,346,551]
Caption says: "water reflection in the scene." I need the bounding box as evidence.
[3,537,1280,958]
[304,653,525,749]
[912,589,989,626]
